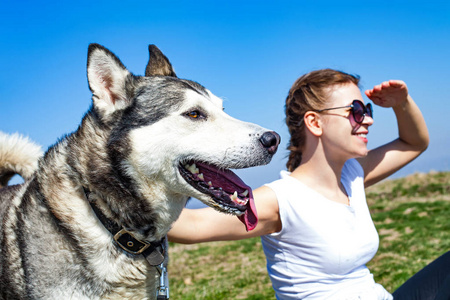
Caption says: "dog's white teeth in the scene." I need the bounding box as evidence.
[208,181,213,187]
[186,163,199,174]
[241,189,249,197]
[198,173,204,181]
[236,198,248,205]
[230,191,248,206]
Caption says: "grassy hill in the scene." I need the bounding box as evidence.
[168,171,450,299]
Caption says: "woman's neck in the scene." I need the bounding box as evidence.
[290,150,349,205]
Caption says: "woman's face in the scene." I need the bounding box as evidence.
[320,83,374,160]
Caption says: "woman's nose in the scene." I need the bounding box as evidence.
[363,115,374,126]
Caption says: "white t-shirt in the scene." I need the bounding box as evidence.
[261,159,393,300]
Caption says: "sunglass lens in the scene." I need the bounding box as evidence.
[352,101,365,123]
[367,103,373,119]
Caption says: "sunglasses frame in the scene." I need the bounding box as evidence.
[314,99,373,124]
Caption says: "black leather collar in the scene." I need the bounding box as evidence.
[83,187,166,266]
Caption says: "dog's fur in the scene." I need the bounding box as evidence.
[0,132,43,188]
[0,44,279,299]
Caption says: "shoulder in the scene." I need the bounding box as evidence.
[343,159,364,178]
[265,171,294,193]
[252,176,292,235]
[254,185,279,216]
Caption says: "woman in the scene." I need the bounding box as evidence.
[168,69,449,299]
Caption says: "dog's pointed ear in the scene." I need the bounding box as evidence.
[87,44,132,116]
[145,45,177,77]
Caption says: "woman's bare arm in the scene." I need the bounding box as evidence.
[168,185,281,243]
[358,80,429,187]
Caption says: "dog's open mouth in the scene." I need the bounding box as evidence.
[178,161,258,231]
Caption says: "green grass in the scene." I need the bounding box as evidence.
[169,171,450,299]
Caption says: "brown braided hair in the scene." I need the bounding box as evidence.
[285,69,360,171]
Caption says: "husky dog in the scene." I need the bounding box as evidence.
[0,44,280,299]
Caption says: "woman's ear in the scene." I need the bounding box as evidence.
[304,111,322,136]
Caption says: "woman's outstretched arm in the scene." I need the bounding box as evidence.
[168,185,281,244]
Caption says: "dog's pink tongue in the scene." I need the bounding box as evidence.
[197,162,258,231]
[237,189,258,231]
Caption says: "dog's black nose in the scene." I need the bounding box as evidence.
[259,131,280,155]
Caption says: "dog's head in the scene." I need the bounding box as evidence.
[86,44,279,231]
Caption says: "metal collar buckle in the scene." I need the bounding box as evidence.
[113,229,151,255]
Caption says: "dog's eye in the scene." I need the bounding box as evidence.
[188,111,200,118]
[186,110,205,120]
[183,108,207,121]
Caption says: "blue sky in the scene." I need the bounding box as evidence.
[1,1,449,192]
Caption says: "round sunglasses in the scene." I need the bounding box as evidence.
[315,99,373,124]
